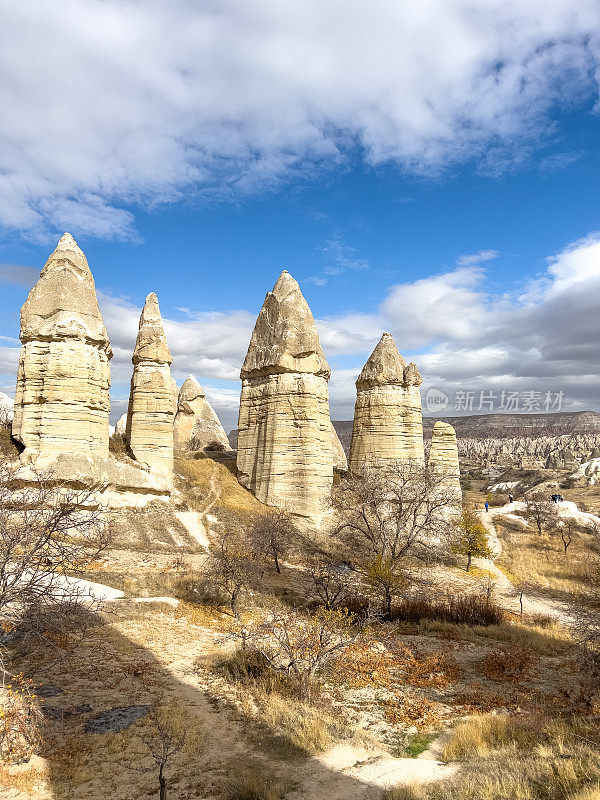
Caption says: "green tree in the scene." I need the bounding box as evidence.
[451,509,493,572]
[364,554,407,619]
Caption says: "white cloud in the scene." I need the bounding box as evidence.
[457,250,499,267]
[2,1,600,239]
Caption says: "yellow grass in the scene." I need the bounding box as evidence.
[175,455,264,516]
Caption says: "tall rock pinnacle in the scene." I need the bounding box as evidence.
[12,233,112,463]
[349,332,425,474]
[237,270,333,518]
[173,374,231,451]
[428,421,462,498]
[125,293,174,480]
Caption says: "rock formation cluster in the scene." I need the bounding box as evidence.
[348,333,425,475]
[174,375,231,452]
[8,234,466,514]
[236,271,333,518]
[125,293,174,481]
[12,233,112,465]
[428,421,461,495]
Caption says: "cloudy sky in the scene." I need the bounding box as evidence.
[1,0,600,431]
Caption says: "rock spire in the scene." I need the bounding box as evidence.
[125,293,174,480]
[173,375,231,451]
[428,421,462,497]
[12,233,112,463]
[236,271,333,518]
[348,333,424,474]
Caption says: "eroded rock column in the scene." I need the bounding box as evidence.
[174,374,231,451]
[236,271,333,518]
[125,293,174,480]
[12,233,112,464]
[348,333,425,475]
[428,421,462,497]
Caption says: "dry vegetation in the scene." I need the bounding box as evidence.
[2,454,600,800]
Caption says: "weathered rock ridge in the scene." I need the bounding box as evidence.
[348,333,424,475]
[237,271,333,518]
[125,293,174,480]
[174,375,231,451]
[12,233,112,464]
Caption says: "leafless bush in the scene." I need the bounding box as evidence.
[247,508,296,574]
[307,558,353,610]
[523,493,558,535]
[0,463,111,631]
[205,526,262,616]
[230,607,358,700]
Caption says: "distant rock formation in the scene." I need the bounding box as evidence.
[0,391,14,424]
[331,421,348,471]
[570,457,600,485]
[115,412,128,436]
[348,333,424,475]
[174,375,231,451]
[125,293,174,480]
[428,421,462,496]
[459,433,600,467]
[236,271,333,518]
[12,233,112,464]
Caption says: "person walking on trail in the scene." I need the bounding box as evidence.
[508,493,514,504]
[485,501,489,513]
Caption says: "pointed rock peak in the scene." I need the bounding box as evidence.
[20,233,110,350]
[42,232,91,278]
[272,269,297,298]
[179,374,205,402]
[133,291,172,365]
[139,292,163,326]
[357,333,406,388]
[241,271,330,379]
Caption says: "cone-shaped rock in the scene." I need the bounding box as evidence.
[12,233,112,463]
[237,271,333,517]
[428,421,462,498]
[125,293,174,480]
[348,333,424,474]
[174,375,231,451]
[331,421,348,471]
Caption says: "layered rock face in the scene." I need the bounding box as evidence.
[331,421,348,471]
[12,233,112,464]
[236,271,333,518]
[125,293,174,480]
[174,375,231,451]
[348,333,424,475]
[428,421,462,496]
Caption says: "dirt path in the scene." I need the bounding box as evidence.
[174,464,223,550]
[475,507,583,626]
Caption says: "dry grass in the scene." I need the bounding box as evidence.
[175,455,264,517]
[419,618,572,656]
[390,594,505,626]
[387,714,600,800]
[222,762,289,800]
[496,521,600,607]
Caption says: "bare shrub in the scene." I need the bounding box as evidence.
[523,493,558,535]
[247,508,295,574]
[230,607,358,700]
[205,526,262,616]
[0,463,111,631]
[307,558,353,610]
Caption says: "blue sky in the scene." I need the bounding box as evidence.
[2,1,600,431]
